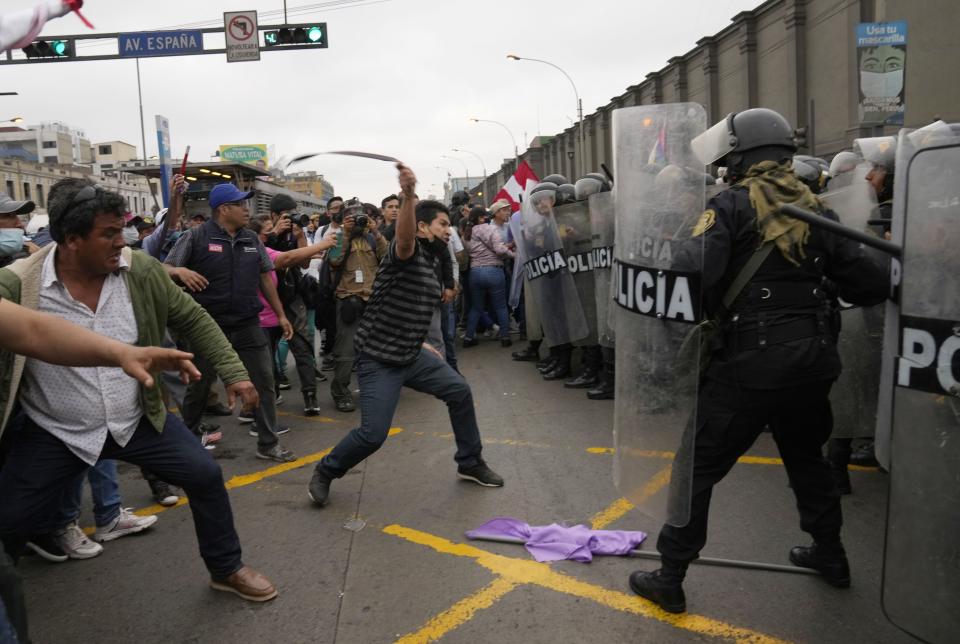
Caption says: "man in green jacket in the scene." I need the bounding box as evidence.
[0,180,279,614]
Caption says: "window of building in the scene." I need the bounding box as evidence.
[22,183,30,200]
[98,144,112,156]
[100,163,113,169]
[5,180,13,197]
[141,197,146,213]
[36,184,44,208]
[43,156,58,165]
[42,141,57,149]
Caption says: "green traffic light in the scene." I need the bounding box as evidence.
[307,26,322,43]
[265,32,277,45]
[52,40,67,56]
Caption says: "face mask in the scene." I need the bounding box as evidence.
[122,226,139,245]
[860,70,903,99]
[427,236,448,255]
[0,228,24,258]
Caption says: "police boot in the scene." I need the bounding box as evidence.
[537,346,560,373]
[789,542,850,588]
[628,567,686,614]
[826,439,852,495]
[512,339,541,362]
[587,361,614,400]
[543,345,573,381]
[564,346,602,389]
[849,440,878,467]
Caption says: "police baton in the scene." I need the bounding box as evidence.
[467,534,821,577]
[779,204,902,257]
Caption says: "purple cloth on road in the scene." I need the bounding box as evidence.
[466,517,647,563]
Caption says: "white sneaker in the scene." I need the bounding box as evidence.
[55,523,103,559]
[93,508,158,543]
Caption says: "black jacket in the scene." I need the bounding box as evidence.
[689,186,889,388]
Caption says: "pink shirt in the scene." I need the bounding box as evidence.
[259,247,280,328]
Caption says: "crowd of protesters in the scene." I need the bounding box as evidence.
[0,164,509,642]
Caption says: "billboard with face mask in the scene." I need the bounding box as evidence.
[857,21,906,127]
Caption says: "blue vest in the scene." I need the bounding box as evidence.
[189,219,263,329]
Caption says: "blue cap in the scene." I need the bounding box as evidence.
[209,183,255,210]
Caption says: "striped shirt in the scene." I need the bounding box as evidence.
[354,237,442,365]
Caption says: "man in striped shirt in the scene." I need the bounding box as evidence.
[307,165,504,506]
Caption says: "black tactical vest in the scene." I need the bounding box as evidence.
[189,219,264,329]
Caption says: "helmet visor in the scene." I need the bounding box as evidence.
[691,115,736,166]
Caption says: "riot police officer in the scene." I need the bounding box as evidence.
[629,108,890,613]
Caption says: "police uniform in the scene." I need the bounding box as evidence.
[658,182,889,572]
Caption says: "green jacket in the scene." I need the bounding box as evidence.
[0,244,249,437]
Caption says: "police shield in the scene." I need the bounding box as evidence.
[882,138,960,643]
[589,191,616,348]
[820,176,883,442]
[554,200,598,346]
[519,187,589,347]
[612,103,706,527]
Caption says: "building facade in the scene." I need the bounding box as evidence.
[472,0,959,202]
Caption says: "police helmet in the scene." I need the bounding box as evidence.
[792,156,823,193]
[853,136,897,173]
[530,181,558,207]
[555,183,577,204]
[692,108,797,175]
[542,174,568,186]
[828,151,859,178]
[574,176,605,200]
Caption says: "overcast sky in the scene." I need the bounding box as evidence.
[3,0,757,200]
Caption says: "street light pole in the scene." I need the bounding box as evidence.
[507,54,583,178]
[452,148,486,206]
[441,154,470,197]
[469,117,519,164]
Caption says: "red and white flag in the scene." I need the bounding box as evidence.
[493,161,539,213]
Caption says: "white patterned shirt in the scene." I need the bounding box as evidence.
[19,247,142,465]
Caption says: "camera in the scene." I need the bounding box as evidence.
[354,214,369,230]
[283,212,311,228]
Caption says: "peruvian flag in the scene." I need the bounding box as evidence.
[493,161,539,213]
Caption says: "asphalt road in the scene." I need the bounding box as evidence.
[21,339,915,644]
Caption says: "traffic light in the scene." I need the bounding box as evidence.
[263,23,327,48]
[22,39,75,59]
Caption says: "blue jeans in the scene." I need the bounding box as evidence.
[466,266,511,340]
[440,301,458,371]
[319,349,484,477]
[56,459,122,528]
[0,413,243,578]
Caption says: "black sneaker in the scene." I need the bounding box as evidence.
[148,479,180,507]
[303,391,320,416]
[204,402,233,417]
[462,338,479,348]
[277,374,291,390]
[334,396,356,413]
[629,569,686,613]
[249,423,290,437]
[25,534,69,563]
[314,368,328,382]
[789,543,851,588]
[457,461,504,487]
[256,444,296,463]
[238,409,255,424]
[308,467,332,506]
[321,356,335,372]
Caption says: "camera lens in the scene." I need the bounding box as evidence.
[355,215,368,229]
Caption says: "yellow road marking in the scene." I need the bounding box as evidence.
[395,578,519,643]
[277,411,339,423]
[432,432,555,450]
[384,525,789,644]
[590,464,673,530]
[588,448,878,472]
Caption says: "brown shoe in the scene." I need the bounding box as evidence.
[210,566,278,602]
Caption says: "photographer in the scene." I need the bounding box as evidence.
[307,165,504,508]
[264,194,322,416]
[314,198,344,372]
[326,199,388,412]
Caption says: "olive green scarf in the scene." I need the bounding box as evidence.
[737,161,821,266]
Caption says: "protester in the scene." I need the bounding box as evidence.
[462,206,514,347]
[0,193,35,269]
[315,198,344,372]
[164,183,297,463]
[380,194,400,241]
[307,165,504,507]
[325,201,388,412]
[0,180,277,644]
